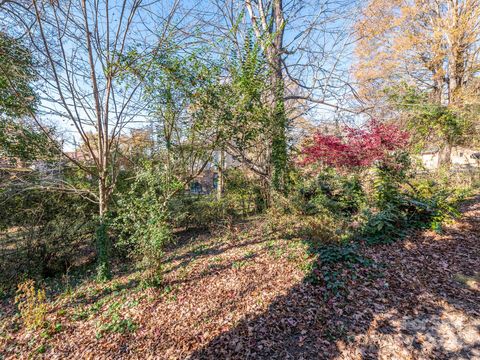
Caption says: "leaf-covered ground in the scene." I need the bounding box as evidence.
[1,198,479,359]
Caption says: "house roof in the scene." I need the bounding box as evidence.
[420,147,440,154]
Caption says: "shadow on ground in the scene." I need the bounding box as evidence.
[189,198,480,359]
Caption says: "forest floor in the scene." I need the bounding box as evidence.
[1,197,479,359]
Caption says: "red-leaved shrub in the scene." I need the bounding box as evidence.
[301,120,409,169]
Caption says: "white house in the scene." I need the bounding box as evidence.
[419,147,480,169]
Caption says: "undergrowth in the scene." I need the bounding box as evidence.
[269,163,476,294]
[15,280,48,330]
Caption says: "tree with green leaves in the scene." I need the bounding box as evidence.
[0,32,55,164]
[388,84,472,162]
[0,32,37,118]
[194,0,360,198]
[4,0,184,280]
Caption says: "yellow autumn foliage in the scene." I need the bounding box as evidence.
[15,279,48,330]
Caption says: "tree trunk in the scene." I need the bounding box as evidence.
[96,175,111,281]
[269,0,288,194]
[244,0,288,198]
[438,143,453,168]
[431,77,443,104]
[448,49,462,105]
[98,175,108,216]
[270,81,287,192]
[216,150,224,201]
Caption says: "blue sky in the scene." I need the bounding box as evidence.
[2,0,361,150]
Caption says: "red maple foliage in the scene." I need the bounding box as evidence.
[301,120,410,169]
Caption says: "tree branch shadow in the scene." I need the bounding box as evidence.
[189,199,480,359]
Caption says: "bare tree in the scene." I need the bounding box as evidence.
[1,0,183,277]
[2,0,182,217]
[193,0,362,193]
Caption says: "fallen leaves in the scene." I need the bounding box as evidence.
[1,199,479,359]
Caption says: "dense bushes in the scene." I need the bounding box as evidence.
[113,163,178,286]
[295,119,473,246]
[266,171,358,245]
[166,169,264,230]
[168,195,235,229]
[359,154,468,243]
[281,150,470,247]
[113,163,265,286]
[294,169,365,216]
[1,143,475,291]
[0,188,96,285]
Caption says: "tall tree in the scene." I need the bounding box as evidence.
[3,0,182,279]
[245,0,288,192]
[355,0,480,164]
[196,0,360,196]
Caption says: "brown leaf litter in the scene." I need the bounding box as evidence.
[1,199,479,359]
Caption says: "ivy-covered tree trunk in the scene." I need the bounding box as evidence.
[96,174,111,281]
[267,0,288,195]
[244,0,289,197]
[270,62,288,193]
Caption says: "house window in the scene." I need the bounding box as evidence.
[190,181,202,194]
